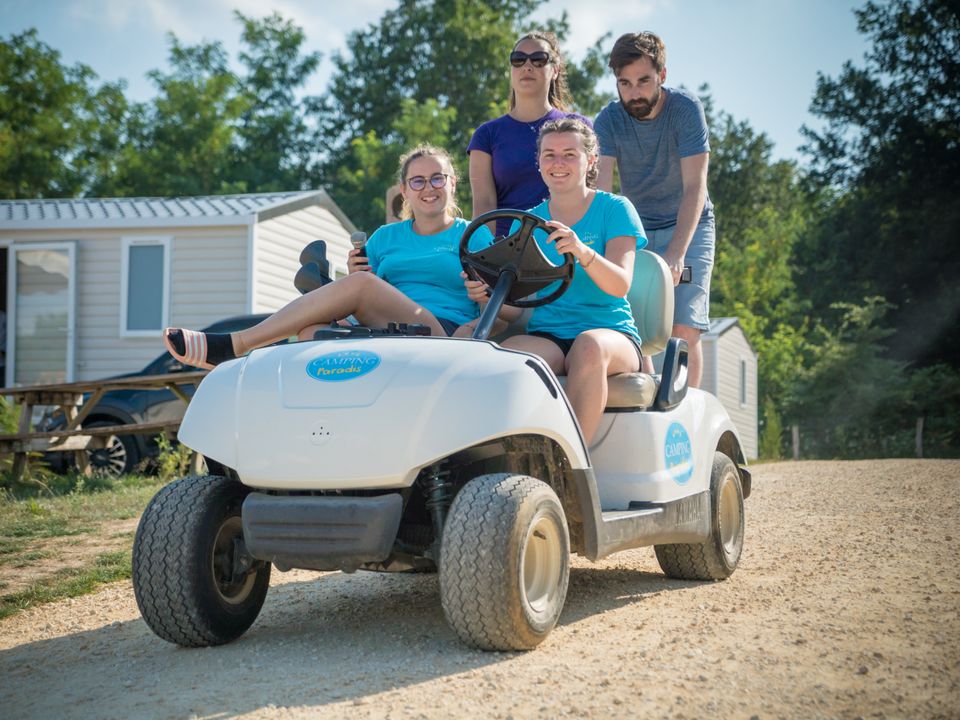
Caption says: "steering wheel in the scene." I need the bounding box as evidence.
[459,209,575,308]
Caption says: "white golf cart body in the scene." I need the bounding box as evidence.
[179,249,750,566]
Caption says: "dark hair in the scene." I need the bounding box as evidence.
[608,31,666,76]
[397,145,461,220]
[510,31,572,112]
[537,117,599,189]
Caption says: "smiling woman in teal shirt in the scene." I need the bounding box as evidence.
[498,118,647,445]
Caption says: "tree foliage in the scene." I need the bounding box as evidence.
[800,0,960,367]
[0,30,127,198]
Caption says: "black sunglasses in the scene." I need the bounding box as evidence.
[510,50,551,68]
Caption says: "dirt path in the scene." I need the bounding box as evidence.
[1,459,958,719]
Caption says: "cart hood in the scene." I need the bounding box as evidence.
[178,337,587,489]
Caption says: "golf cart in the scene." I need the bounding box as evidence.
[132,210,751,651]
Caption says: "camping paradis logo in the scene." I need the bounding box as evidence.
[664,422,693,484]
[306,350,381,382]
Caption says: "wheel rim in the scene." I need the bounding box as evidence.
[211,516,257,605]
[87,435,127,477]
[718,471,742,555]
[522,513,563,614]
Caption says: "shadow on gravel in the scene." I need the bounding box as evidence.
[1,563,695,718]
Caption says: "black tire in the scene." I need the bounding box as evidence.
[85,421,140,477]
[132,474,271,647]
[440,473,570,651]
[655,451,744,580]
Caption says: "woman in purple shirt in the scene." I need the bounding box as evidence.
[467,31,591,237]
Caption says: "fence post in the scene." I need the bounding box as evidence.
[915,416,924,459]
[792,424,800,461]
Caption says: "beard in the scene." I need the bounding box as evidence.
[621,85,662,120]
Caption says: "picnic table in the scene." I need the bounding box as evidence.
[0,371,208,482]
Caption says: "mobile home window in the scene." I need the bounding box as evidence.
[121,237,170,335]
[739,358,748,406]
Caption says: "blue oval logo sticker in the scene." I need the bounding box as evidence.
[306,350,381,382]
[664,422,693,484]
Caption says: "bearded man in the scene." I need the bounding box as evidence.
[595,32,715,388]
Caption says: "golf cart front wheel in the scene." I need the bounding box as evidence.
[440,473,570,651]
[132,474,271,647]
[655,451,744,580]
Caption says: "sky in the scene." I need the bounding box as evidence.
[2,0,871,163]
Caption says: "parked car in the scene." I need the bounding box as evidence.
[40,315,280,477]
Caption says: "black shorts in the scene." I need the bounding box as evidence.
[436,317,461,337]
[529,330,644,366]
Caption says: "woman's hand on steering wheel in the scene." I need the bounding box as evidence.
[544,220,593,265]
[461,271,490,304]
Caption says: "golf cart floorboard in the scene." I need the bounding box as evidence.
[595,491,711,558]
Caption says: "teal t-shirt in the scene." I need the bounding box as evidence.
[518,191,647,343]
[365,217,493,326]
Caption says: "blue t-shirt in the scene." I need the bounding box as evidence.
[365,218,493,326]
[515,191,647,343]
[594,88,713,231]
[467,109,592,236]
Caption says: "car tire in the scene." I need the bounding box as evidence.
[132,474,271,647]
[655,451,744,580]
[84,421,140,478]
[439,473,569,651]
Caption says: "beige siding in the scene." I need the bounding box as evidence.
[700,326,758,459]
[715,328,758,459]
[1,227,248,381]
[255,205,352,312]
[169,228,248,329]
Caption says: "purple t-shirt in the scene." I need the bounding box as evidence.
[467,109,592,236]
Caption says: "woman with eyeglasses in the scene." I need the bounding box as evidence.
[467,31,591,237]
[162,145,493,369]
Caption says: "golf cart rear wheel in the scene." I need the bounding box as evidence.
[439,473,570,651]
[132,474,271,647]
[655,451,744,580]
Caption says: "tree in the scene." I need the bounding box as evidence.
[0,29,127,198]
[784,298,907,458]
[703,91,812,425]
[800,0,960,367]
[229,11,323,192]
[97,12,325,197]
[101,38,248,196]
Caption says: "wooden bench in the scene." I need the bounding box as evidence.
[1,371,208,481]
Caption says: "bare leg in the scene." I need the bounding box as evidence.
[564,330,641,444]
[233,272,446,355]
[673,324,703,388]
[501,335,566,374]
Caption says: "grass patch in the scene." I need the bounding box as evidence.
[0,473,165,619]
[0,548,132,620]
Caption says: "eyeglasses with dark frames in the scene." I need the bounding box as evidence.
[406,173,450,191]
[509,50,551,68]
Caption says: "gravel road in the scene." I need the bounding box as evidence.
[1,459,958,719]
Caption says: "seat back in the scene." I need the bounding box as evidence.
[627,249,673,356]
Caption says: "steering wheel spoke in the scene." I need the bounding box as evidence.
[460,210,575,309]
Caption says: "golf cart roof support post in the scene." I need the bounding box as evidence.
[472,268,517,340]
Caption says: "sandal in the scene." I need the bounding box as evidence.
[163,328,237,370]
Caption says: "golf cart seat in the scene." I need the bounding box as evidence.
[554,249,675,411]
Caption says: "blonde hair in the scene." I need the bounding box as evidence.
[397,144,461,220]
[509,31,572,112]
[537,118,600,188]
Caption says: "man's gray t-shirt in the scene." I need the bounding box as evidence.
[595,87,714,231]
